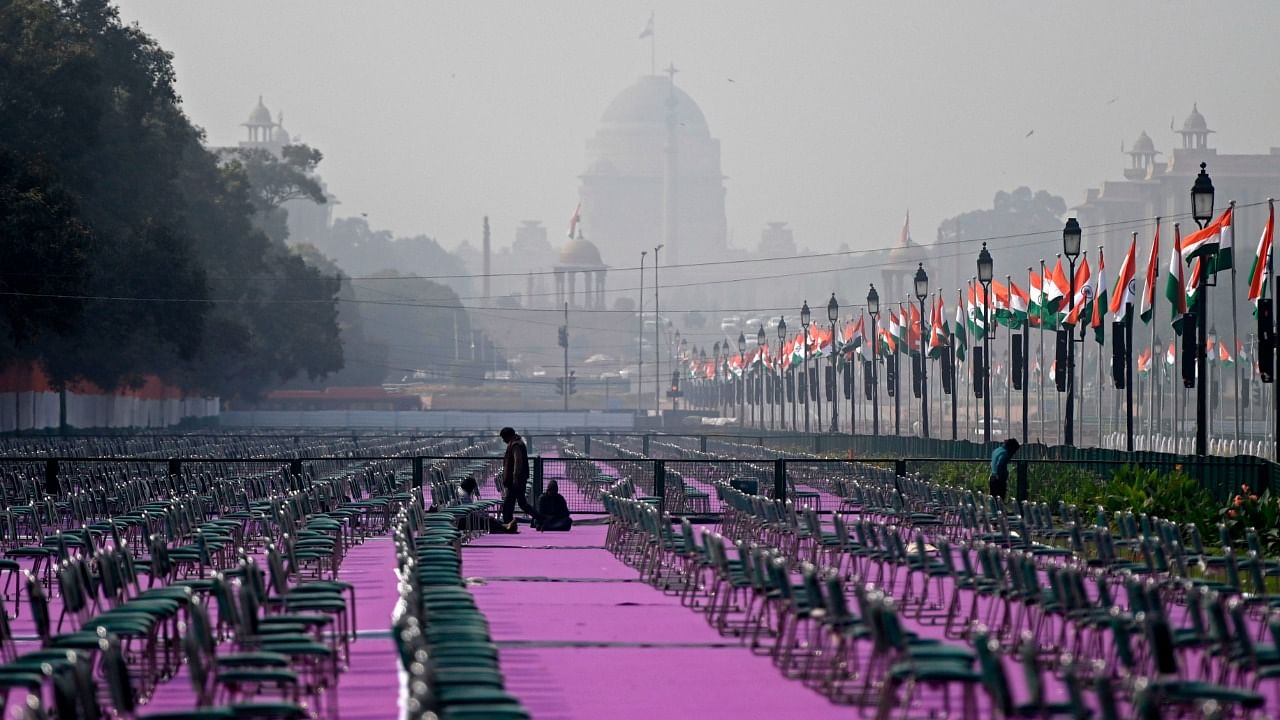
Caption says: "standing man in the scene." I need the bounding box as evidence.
[988,437,1020,500]
[500,427,539,532]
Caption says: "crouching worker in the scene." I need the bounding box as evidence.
[535,480,572,532]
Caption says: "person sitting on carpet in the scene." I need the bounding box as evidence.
[459,476,481,503]
[534,480,572,532]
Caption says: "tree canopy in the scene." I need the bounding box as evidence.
[0,0,343,398]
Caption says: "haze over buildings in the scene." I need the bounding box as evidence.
[114,1,1280,265]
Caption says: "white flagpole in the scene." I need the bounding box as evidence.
[1038,259,1047,445]
[1230,201,1242,452]
[1149,218,1160,450]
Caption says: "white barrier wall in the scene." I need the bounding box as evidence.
[219,410,635,431]
[0,391,219,432]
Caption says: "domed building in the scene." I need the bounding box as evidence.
[229,96,335,245]
[578,72,727,267]
[553,231,608,309]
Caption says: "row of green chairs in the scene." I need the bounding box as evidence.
[392,504,530,720]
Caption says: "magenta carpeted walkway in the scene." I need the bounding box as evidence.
[465,524,852,720]
[139,537,403,719]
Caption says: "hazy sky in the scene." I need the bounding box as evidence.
[116,1,1280,258]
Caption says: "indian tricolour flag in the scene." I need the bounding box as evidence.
[1091,248,1108,344]
[1219,341,1234,366]
[1008,281,1029,328]
[1139,222,1160,324]
[1138,347,1152,374]
[954,296,968,362]
[1180,206,1233,272]
[1247,201,1274,315]
[1029,269,1047,328]
[1110,236,1137,324]
[1165,341,1176,367]
[1062,255,1092,328]
[929,295,948,359]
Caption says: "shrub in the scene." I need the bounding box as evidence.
[1220,484,1280,555]
[1103,464,1218,536]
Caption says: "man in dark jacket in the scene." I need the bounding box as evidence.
[499,427,540,532]
[989,437,1020,500]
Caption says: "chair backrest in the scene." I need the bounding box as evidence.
[1093,674,1121,720]
[972,631,1013,716]
[182,623,213,706]
[26,573,51,646]
[1145,615,1180,676]
[100,635,136,716]
[1018,639,1044,710]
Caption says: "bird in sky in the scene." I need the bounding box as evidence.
[1025,129,1035,138]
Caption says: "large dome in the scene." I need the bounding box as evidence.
[559,237,605,267]
[601,76,710,136]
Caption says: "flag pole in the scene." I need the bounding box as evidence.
[1038,260,1047,445]
[1149,218,1160,451]
[1005,275,1012,441]
[1270,198,1278,463]
[1230,200,1242,452]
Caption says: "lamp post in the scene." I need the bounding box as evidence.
[653,244,664,414]
[867,285,880,437]
[752,324,762,427]
[1062,219,1082,446]
[1191,162,1215,456]
[638,251,646,413]
[801,301,812,433]
[777,317,788,431]
[914,265,930,438]
[977,243,995,444]
[738,331,747,429]
[827,294,839,433]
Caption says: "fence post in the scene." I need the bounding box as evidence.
[814,435,822,455]
[654,460,666,513]
[894,459,907,478]
[700,435,708,453]
[44,459,59,496]
[775,458,787,501]
[1016,461,1028,504]
[532,456,544,499]
[168,458,181,478]
[584,434,591,454]
[412,456,424,489]
[289,459,303,490]
[643,434,651,456]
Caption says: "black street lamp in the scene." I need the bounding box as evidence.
[738,331,747,429]
[867,285,880,437]
[914,264,930,439]
[801,301,812,433]
[1062,218,1082,446]
[827,293,839,433]
[1192,162,1215,456]
[758,325,768,431]
[977,243,995,445]
[777,317,789,431]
